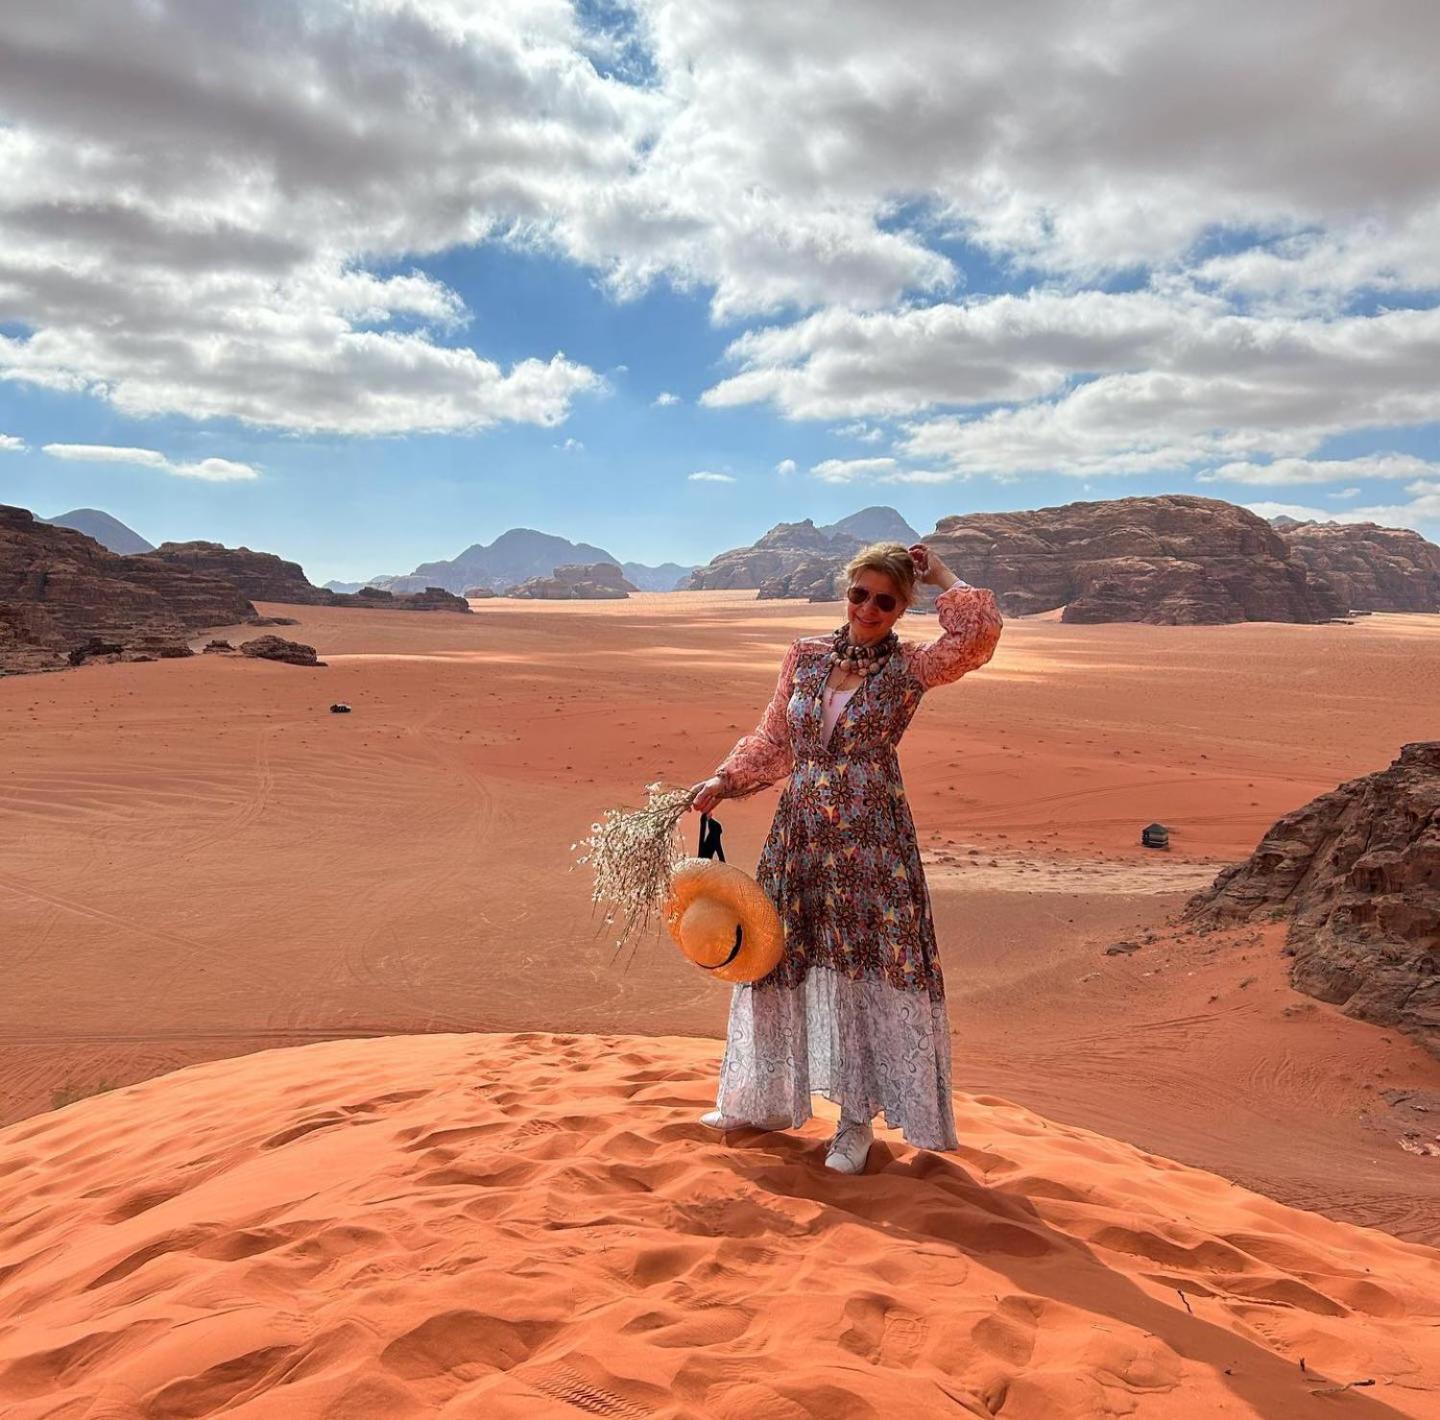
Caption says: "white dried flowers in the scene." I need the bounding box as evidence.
[574,781,693,955]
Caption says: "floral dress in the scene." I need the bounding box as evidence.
[712,584,1004,1150]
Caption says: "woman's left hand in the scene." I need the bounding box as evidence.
[909,543,954,588]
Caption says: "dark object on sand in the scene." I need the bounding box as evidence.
[1141,823,1170,850]
[330,702,352,713]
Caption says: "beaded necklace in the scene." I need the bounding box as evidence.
[828,624,899,678]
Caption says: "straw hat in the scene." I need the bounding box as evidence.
[663,856,784,985]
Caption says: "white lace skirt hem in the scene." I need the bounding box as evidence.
[713,964,960,1151]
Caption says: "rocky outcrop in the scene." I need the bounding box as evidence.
[239,635,325,667]
[1184,743,1440,1058]
[147,543,470,613]
[689,507,922,593]
[462,586,499,600]
[926,495,1346,624]
[346,586,470,613]
[505,563,637,600]
[41,508,154,554]
[689,519,863,591]
[758,556,845,602]
[1,504,256,673]
[147,541,329,604]
[1274,521,1440,613]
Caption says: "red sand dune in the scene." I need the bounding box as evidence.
[1,1032,1437,1418]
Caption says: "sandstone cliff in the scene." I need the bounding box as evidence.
[148,540,330,604]
[148,543,470,613]
[1,505,255,672]
[926,495,1345,624]
[689,519,865,591]
[505,562,637,600]
[1274,521,1440,613]
[1184,743,1440,1058]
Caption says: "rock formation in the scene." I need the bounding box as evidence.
[690,507,925,593]
[926,495,1346,624]
[345,586,470,613]
[505,562,637,599]
[147,543,470,613]
[1,504,255,673]
[688,519,863,591]
[758,556,845,602]
[147,540,329,604]
[41,507,154,554]
[1184,742,1440,1058]
[1273,520,1440,613]
[239,635,325,667]
[462,585,499,599]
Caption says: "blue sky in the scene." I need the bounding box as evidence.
[1,2,1437,583]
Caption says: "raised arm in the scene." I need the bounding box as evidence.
[904,583,1004,690]
[714,638,803,800]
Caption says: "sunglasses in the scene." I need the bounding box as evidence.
[847,585,899,614]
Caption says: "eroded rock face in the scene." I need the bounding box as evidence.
[347,585,470,612]
[239,635,325,666]
[147,541,330,604]
[505,562,637,599]
[758,556,846,602]
[689,519,863,591]
[926,495,1346,624]
[1,505,256,673]
[148,544,471,613]
[1184,743,1440,1057]
[1275,521,1440,613]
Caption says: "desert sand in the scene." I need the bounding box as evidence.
[2,1031,1439,1418]
[1,592,1438,1412]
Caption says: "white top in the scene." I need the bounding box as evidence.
[821,683,858,742]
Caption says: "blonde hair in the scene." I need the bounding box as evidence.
[843,541,918,606]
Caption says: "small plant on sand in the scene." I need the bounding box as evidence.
[574,780,692,961]
[51,1078,119,1111]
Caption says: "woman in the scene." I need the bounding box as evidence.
[687,541,1003,1174]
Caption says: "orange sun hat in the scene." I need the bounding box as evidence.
[663,816,784,985]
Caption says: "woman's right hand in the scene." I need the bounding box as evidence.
[687,775,725,814]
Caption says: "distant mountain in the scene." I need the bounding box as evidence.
[42,508,154,554]
[818,506,920,545]
[360,528,617,595]
[622,561,698,591]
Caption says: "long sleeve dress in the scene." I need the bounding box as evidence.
[711,583,1004,1150]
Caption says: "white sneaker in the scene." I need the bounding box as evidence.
[700,1108,791,1132]
[824,1119,874,1174]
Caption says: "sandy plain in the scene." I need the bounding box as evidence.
[3,592,1440,1417]
[0,591,1436,1247]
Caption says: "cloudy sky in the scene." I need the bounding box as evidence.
[1,1,1436,581]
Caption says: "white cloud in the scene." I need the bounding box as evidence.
[42,443,259,482]
[1329,487,1362,499]
[688,470,735,482]
[774,458,797,476]
[1244,501,1330,523]
[1198,455,1440,487]
[1248,481,1440,535]
[0,433,26,452]
[554,437,585,452]
[810,457,899,484]
[652,391,681,406]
